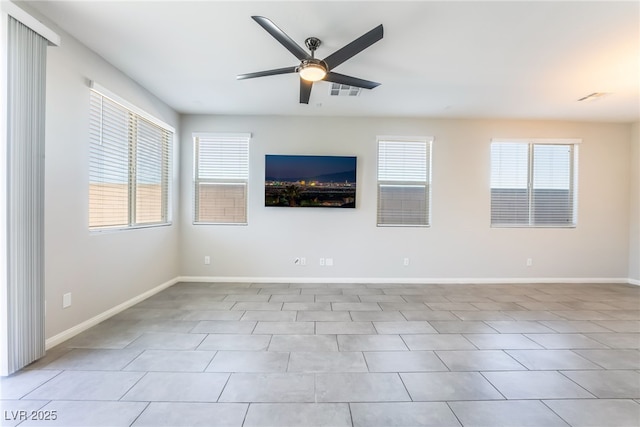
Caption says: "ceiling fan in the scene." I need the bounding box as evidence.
[237,16,383,104]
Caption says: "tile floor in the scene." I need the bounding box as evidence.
[1,281,640,426]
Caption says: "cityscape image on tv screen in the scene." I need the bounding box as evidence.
[265,154,357,208]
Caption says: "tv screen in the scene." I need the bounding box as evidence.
[265,154,357,208]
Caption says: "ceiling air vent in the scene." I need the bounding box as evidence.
[577,92,611,102]
[329,83,362,97]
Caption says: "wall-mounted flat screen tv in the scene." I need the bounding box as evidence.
[265,154,357,208]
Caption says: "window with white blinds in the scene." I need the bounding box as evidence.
[88,88,172,230]
[377,137,432,226]
[194,133,250,224]
[490,139,579,227]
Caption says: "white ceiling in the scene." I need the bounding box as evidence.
[25,1,640,122]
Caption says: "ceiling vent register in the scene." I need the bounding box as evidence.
[330,84,362,96]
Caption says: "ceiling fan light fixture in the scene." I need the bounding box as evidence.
[299,60,327,82]
[239,17,383,103]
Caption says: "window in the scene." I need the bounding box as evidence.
[88,84,173,230]
[193,133,250,224]
[377,137,432,226]
[491,139,579,227]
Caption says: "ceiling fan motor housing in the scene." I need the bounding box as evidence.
[297,58,328,73]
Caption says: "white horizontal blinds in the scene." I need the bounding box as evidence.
[491,140,578,227]
[89,91,130,228]
[532,144,576,225]
[198,135,250,180]
[377,138,431,226]
[195,134,250,224]
[135,117,171,224]
[490,143,529,225]
[89,89,172,229]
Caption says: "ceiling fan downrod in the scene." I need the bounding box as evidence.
[305,37,321,58]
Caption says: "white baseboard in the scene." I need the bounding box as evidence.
[628,278,640,286]
[45,276,180,350]
[178,275,633,285]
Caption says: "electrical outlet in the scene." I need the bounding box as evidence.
[526,258,533,267]
[319,258,325,266]
[62,293,72,308]
[300,257,306,266]
[204,256,211,265]
[403,257,410,266]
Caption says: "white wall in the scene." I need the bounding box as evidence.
[41,20,181,339]
[179,115,632,283]
[629,122,640,283]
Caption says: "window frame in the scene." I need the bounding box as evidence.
[88,82,174,232]
[490,138,580,228]
[376,136,433,227]
[193,132,251,225]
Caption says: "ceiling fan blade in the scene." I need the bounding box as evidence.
[252,16,310,61]
[322,24,383,70]
[300,78,313,104]
[237,66,298,80]
[323,72,380,89]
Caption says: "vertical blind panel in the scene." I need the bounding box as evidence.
[197,136,249,180]
[377,138,431,226]
[89,90,172,229]
[89,92,129,228]
[6,16,48,374]
[195,135,250,224]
